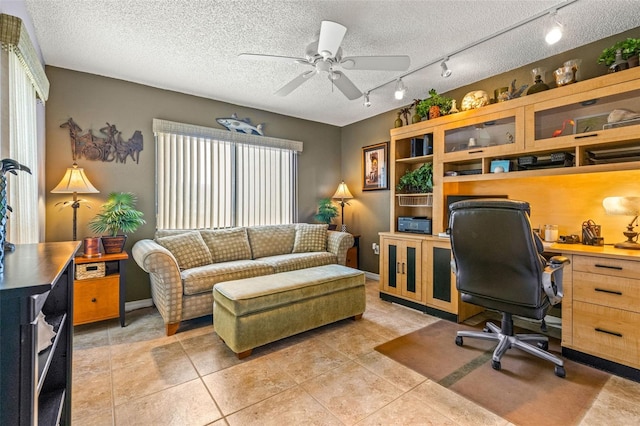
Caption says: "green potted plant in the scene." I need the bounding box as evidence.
[416,89,453,120]
[396,163,433,193]
[598,38,640,67]
[88,192,145,253]
[314,198,339,230]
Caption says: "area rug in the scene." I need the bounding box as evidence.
[375,320,610,426]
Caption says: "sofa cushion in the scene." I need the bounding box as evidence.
[247,225,296,259]
[292,223,328,253]
[181,260,274,296]
[200,228,252,263]
[257,252,336,273]
[156,231,212,270]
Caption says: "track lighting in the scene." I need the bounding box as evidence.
[363,92,371,107]
[394,78,406,100]
[545,10,563,45]
[440,58,452,78]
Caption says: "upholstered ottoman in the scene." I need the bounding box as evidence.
[213,264,366,358]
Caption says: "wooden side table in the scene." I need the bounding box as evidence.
[346,234,360,269]
[74,252,128,326]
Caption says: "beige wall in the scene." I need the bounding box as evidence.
[45,67,341,301]
[340,27,640,274]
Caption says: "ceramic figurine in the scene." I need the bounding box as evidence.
[449,99,459,114]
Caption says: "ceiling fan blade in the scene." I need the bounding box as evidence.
[340,55,411,71]
[239,53,306,64]
[275,70,315,96]
[330,71,361,100]
[317,21,347,58]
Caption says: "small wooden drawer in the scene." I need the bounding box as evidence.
[74,276,119,325]
[572,255,640,280]
[573,300,640,369]
[573,271,640,313]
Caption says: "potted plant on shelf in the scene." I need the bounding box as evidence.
[416,89,453,120]
[314,198,339,230]
[88,192,145,254]
[396,163,433,193]
[597,38,640,68]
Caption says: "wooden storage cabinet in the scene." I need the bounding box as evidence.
[0,242,80,426]
[380,235,423,303]
[567,254,640,370]
[73,252,128,326]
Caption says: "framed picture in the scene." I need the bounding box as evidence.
[490,159,510,173]
[362,142,388,190]
[574,113,609,134]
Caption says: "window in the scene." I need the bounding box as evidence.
[153,119,302,229]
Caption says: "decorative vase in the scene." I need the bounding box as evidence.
[101,235,127,254]
[609,49,628,73]
[428,106,441,119]
[412,113,421,124]
[394,113,403,128]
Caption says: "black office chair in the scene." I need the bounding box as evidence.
[449,199,570,377]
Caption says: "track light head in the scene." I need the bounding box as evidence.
[394,78,406,100]
[440,58,452,78]
[363,92,371,107]
[545,10,563,45]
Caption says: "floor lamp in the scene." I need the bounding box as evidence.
[332,181,353,232]
[51,163,99,241]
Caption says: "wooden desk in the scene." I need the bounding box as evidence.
[550,243,640,380]
[74,252,128,326]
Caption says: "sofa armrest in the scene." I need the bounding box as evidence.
[132,239,184,325]
[327,231,354,266]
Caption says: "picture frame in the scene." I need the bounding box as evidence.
[362,142,388,191]
[490,159,511,173]
[574,113,609,134]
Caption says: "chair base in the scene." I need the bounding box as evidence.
[456,314,565,377]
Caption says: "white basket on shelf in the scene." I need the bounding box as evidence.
[396,193,433,207]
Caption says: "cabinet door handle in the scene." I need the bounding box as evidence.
[595,328,622,338]
[402,263,405,274]
[594,288,622,296]
[574,133,598,139]
[91,298,97,303]
[396,262,400,274]
[468,150,484,155]
[594,263,623,270]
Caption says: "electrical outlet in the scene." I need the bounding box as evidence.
[373,243,380,255]
[371,242,377,250]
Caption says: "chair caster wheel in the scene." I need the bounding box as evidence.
[555,365,566,378]
[537,341,549,351]
[455,336,463,346]
[491,360,501,371]
[483,327,490,333]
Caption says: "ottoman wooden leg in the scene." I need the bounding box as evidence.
[352,314,363,320]
[166,322,180,336]
[236,349,253,359]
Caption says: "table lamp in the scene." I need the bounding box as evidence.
[51,163,99,241]
[602,196,640,249]
[332,181,353,232]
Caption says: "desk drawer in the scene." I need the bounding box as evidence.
[573,271,640,312]
[573,301,640,368]
[572,255,640,280]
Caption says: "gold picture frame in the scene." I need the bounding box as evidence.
[362,142,388,191]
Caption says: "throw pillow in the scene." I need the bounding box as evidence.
[200,228,252,263]
[247,225,296,258]
[156,231,212,270]
[292,223,328,253]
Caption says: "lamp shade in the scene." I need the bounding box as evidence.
[332,181,353,200]
[602,196,640,216]
[51,164,99,194]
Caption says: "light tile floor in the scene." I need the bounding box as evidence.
[72,278,640,425]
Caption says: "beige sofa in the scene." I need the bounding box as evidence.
[132,224,354,335]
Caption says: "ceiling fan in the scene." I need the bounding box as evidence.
[239,21,411,100]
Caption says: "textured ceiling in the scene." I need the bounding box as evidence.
[22,0,640,127]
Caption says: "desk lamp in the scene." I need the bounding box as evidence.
[603,196,640,249]
[332,181,353,232]
[51,163,99,241]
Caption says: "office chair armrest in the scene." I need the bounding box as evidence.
[542,256,570,305]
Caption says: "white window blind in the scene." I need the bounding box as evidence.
[154,119,301,229]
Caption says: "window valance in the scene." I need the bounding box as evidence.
[152,118,303,152]
[0,14,49,101]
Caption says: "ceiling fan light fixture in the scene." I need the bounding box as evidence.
[545,10,563,45]
[394,78,406,100]
[440,58,452,78]
[363,92,371,107]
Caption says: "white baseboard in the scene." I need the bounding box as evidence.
[364,271,379,281]
[125,298,153,312]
